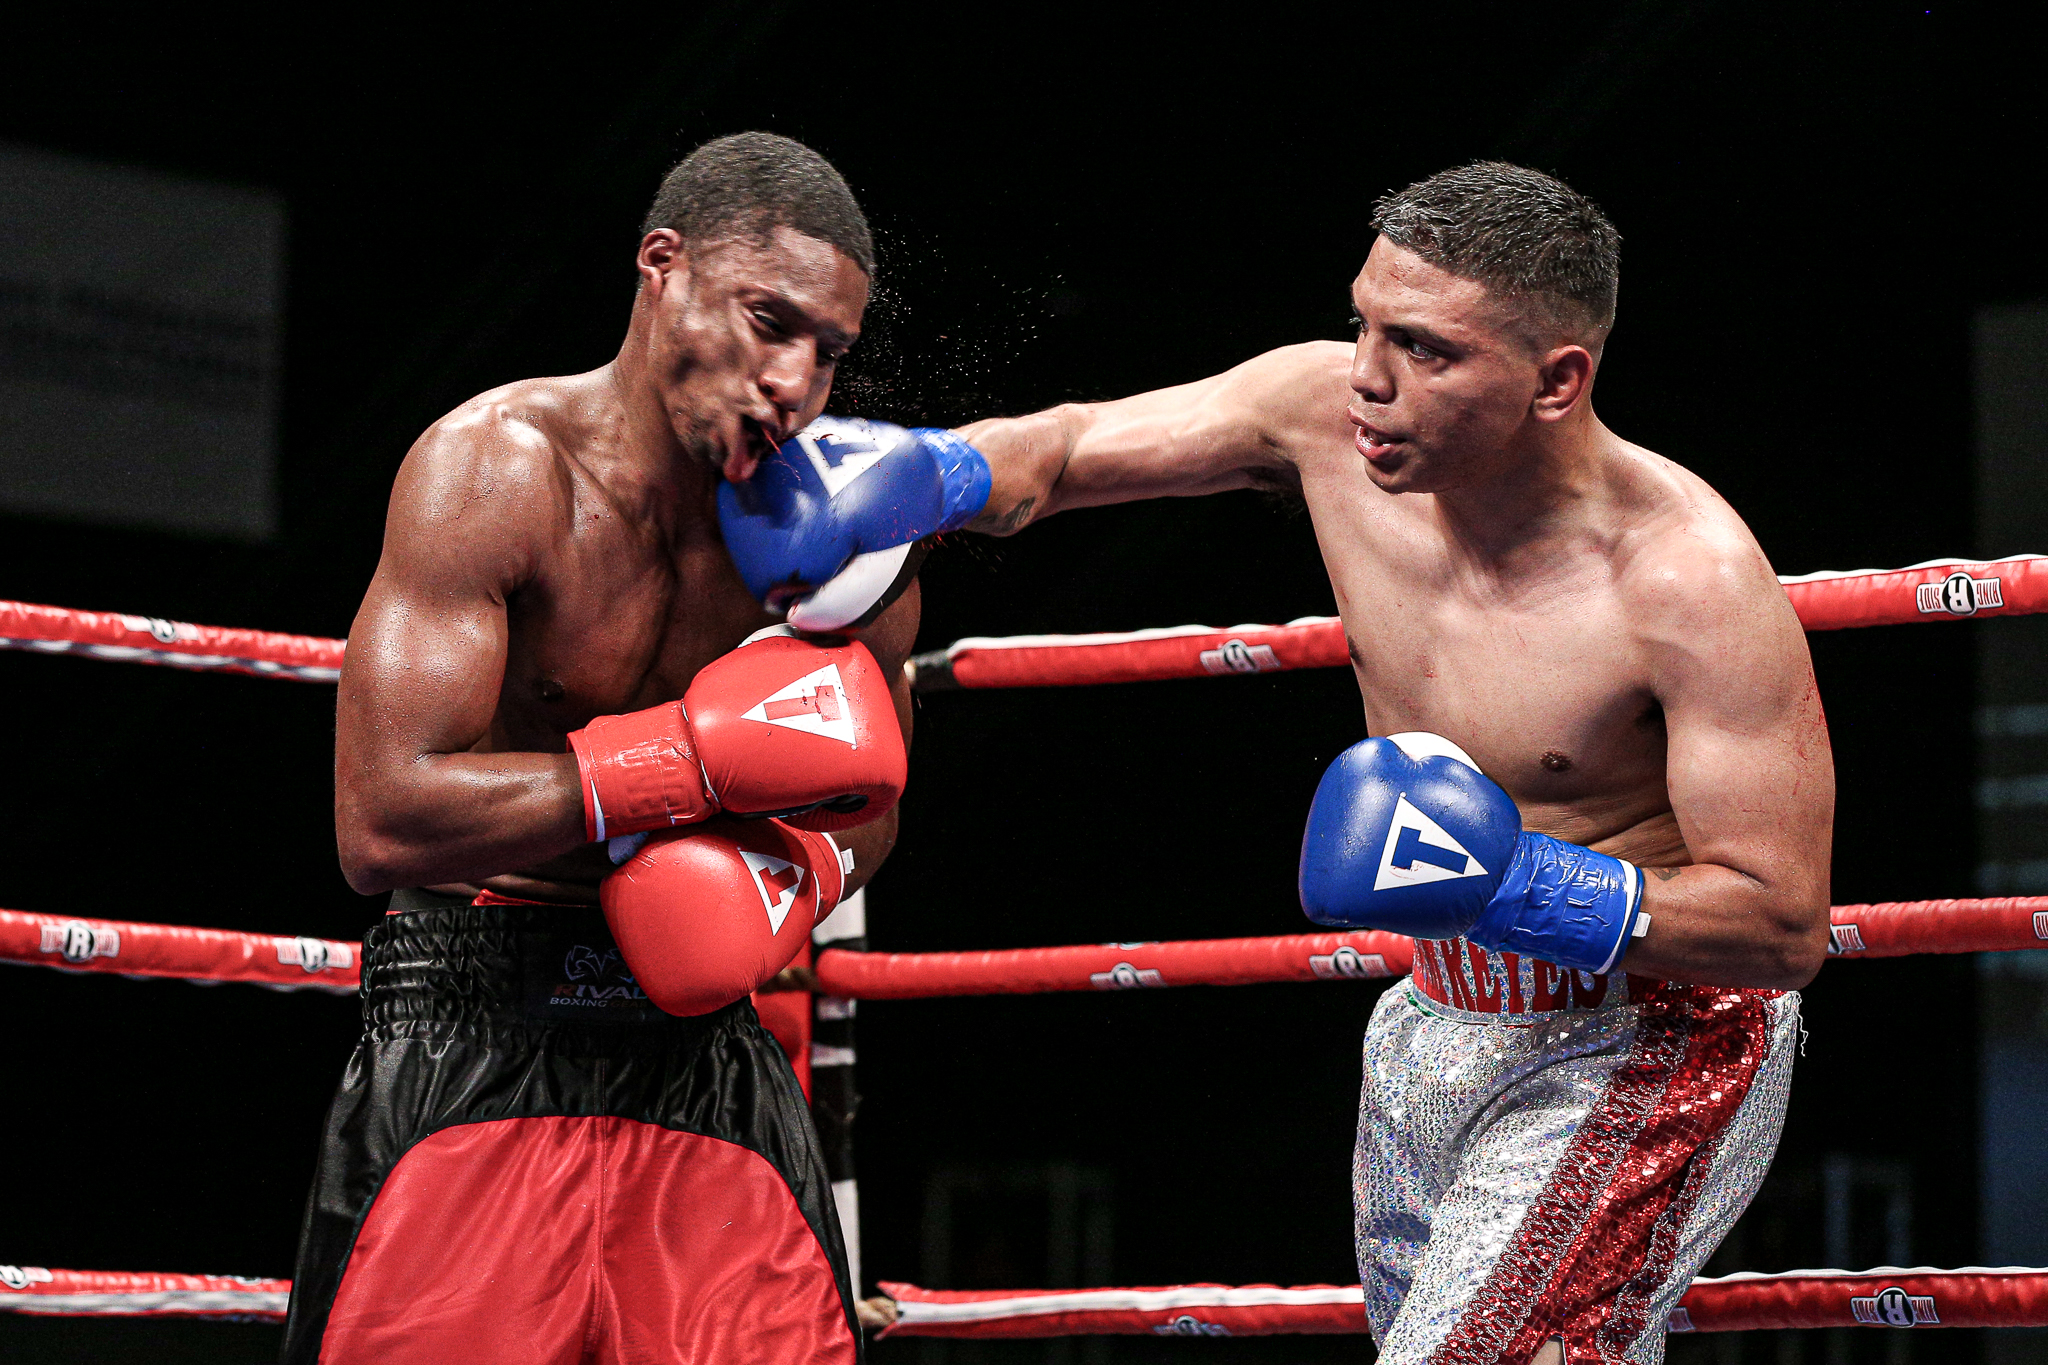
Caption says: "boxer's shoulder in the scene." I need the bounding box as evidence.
[1606,441,1795,640]
[1228,340,1352,407]
[390,371,621,558]
[1215,341,1354,460]
[402,376,590,504]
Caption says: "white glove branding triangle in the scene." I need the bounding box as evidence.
[742,664,857,745]
[798,418,895,497]
[1374,794,1489,891]
[741,850,805,933]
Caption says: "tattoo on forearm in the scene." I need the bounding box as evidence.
[988,497,1036,533]
[1651,867,1683,881]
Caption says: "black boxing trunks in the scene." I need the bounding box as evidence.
[280,891,859,1364]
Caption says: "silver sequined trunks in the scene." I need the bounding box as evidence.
[1355,958,1798,1365]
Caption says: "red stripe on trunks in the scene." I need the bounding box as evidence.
[1428,983,1775,1364]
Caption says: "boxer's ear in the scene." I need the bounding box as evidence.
[1532,345,1595,422]
[635,228,689,297]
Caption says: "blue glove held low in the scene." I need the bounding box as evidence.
[1466,831,1645,975]
[718,416,992,630]
[1298,732,1647,974]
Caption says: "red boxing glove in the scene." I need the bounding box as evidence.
[601,819,850,1017]
[566,627,906,842]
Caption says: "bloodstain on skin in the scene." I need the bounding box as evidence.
[1540,750,1573,773]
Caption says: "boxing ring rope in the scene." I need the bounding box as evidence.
[0,909,358,992]
[2,553,2045,689]
[0,599,342,682]
[11,1265,2048,1333]
[875,1268,2048,1336]
[7,554,2047,1342]
[7,898,2046,997]
[0,1267,291,1321]
[905,554,2048,690]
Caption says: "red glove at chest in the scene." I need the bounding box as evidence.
[601,819,849,1017]
[567,629,905,841]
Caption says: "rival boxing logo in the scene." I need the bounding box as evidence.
[1827,923,1867,956]
[1,1265,53,1291]
[1917,571,2004,617]
[1309,946,1393,979]
[743,665,856,746]
[1850,1286,1940,1327]
[538,942,651,1014]
[38,919,119,964]
[563,944,634,985]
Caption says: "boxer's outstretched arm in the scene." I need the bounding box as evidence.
[1611,535,1835,989]
[957,342,1348,534]
[335,420,582,894]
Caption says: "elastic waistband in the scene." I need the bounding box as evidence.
[363,901,733,1034]
[1409,937,1642,1022]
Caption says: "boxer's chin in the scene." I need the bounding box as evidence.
[1364,456,1427,493]
[673,417,727,477]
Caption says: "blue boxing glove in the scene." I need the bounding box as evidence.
[718,416,992,631]
[1298,732,1649,974]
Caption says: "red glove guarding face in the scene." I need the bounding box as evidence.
[566,628,906,842]
[601,818,849,1017]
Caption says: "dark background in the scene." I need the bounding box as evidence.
[0,3,2037,1361]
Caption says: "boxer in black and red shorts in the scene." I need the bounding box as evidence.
[287,133,916,1363]
[283,893,856,1362]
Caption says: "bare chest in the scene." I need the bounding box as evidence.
[1341,593,1658,794]
[492,522,777,751]
[1302,477,1668,832]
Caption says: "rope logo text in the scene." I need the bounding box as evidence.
[1917,571,2004,617]
[1310,947,1392,979]
[39,920,119,963]
[1850,1287,1939,1327]
[1198,639,1280,675]
[1090,962,1165,990]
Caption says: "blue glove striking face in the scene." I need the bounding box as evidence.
[718,416,992,630]
[1298,732,1647,974]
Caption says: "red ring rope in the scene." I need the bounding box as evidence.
[6,899,2043,998]
[0,909,358,992]
[0,599,341,682]
[0,1266,289,1321]
[906,554,2048,690]
[2,553,2044,687]
[5,558,2038,1341]
[875,1267,2048,1337]
[9,1265,2044,1332]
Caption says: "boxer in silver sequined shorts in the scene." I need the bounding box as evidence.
[1356,938,1799,1365]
